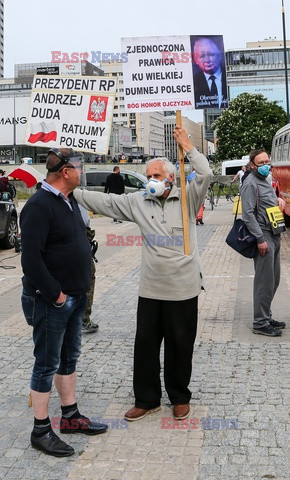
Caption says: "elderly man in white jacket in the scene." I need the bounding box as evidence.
[74,126,213,421]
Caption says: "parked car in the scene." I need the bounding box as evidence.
[86,170,147,194]
[0,193,18,249]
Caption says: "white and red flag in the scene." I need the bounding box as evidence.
[27,122,57,143]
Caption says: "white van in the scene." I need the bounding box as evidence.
[221,157,249,175]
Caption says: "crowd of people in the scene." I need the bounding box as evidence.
[19,127,287,457]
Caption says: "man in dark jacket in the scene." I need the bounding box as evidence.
[105,166,125,223]
[20,148,107,458]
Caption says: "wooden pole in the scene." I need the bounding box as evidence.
[176,110,190,255]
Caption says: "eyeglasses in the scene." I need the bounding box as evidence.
[253,161,271,167]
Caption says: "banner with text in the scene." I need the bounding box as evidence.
[24,75,116,154]
[121,35,227,112]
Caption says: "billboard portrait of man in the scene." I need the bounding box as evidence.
[191,35,228,110]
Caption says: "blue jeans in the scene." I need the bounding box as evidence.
[21,291,87,393]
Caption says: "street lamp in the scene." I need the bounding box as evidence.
[149,128,163,157]
[12,94,17,163]
[136,126,144,156]
[12,91,21,164]
[282,0,290,123]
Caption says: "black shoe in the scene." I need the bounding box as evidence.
[269,319,286,329]
[60,415,108,435]
[82,321,99,334]
[252,325,282,337]
[31,429,74,457]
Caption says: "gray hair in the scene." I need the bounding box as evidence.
[146,157,176,184]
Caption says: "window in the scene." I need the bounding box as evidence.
[282,134,289,160]
[86,172,109,187]
[125,174,144,188]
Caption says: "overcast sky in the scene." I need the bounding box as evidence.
[3,0,289,122]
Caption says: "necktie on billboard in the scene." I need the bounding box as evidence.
[209,75,218,96]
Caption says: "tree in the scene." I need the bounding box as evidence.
[211,93,287,160]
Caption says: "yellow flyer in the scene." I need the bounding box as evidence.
[266,206,286,234]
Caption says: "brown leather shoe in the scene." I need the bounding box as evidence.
[173,404,190,420]
[124,406,161,422]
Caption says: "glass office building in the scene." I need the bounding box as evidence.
[204,39,290,142]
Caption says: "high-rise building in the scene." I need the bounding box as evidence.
[100,60,165,158]
[226,38,290,107]
[164,115,209,161]
[0,1,4,77]
[204,38,290,142]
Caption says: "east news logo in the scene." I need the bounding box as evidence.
[87,96,108,122]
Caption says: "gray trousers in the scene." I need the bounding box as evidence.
[253,230,281,328]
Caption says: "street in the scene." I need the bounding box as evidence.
[0,198,289,480]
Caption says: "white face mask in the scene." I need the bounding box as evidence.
[146,178,170,197]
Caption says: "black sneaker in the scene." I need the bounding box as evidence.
[82,321,99,334]
[252,325,282,337]
[269,319,286,329]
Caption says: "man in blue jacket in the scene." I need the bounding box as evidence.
[20,148,107,457]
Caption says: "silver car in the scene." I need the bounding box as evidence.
[86,170,147,194]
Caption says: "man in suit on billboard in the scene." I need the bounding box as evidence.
[192,37,228,110]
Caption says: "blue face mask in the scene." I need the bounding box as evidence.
[257,164,271,177]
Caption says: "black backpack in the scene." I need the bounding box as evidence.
[5,182,17,199]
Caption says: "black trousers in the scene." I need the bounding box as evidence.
[134,296,198,409]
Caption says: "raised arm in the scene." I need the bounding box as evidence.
[174,125,213,218]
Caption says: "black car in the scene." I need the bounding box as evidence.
[0,193,18,249]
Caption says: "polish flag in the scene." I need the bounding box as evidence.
[27,122,57,143]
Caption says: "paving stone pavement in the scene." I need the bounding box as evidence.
[0,199,289,480]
